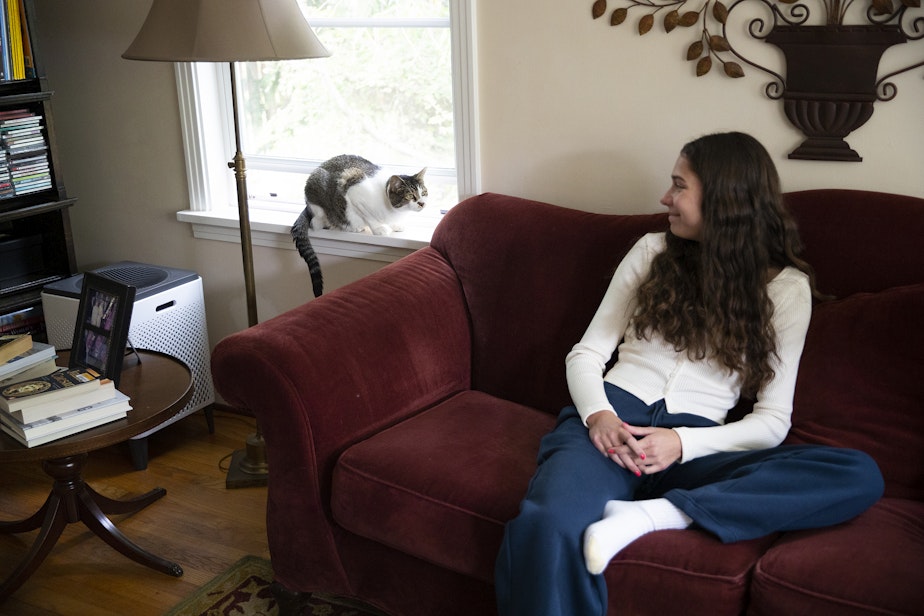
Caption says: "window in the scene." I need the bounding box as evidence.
[176,0,478,256]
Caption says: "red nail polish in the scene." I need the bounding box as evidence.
[607,448,616,454]
[635,470,642,477]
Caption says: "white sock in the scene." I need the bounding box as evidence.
[583,498,692,575]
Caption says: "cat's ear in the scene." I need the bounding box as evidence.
[415,167,427,180]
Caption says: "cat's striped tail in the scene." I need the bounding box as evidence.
[291,208,324,297]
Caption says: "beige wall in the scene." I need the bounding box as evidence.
[478,2,924,214]
[32,1,924,350]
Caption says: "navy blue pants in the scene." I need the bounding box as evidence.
[495,384,884,616]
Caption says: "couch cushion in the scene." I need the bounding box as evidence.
[331,391,556,583]
[786,283,924,500]
[606,531,778,616]
[748,498,924,616]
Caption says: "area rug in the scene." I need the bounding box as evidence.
[165,555,385,615]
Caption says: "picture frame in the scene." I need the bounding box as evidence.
[69,272,136,387]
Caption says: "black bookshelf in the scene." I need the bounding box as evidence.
[0,0,76,342]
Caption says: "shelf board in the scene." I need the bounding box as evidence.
[1,270,63,295]
[0,197,76,221]
[0,79,45,99]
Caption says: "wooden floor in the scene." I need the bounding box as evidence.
[0,409,270,616]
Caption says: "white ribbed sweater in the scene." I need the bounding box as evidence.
[565,233,812,462]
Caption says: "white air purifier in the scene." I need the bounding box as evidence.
[41,261,214,469]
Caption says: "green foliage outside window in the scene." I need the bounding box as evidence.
[238,0,455,172]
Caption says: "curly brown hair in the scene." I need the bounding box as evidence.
[631,132,821,397]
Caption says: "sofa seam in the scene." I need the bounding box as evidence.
[613,557,753,584]
[754,568,905,615]
[334,461,506,525]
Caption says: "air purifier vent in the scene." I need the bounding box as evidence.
[96,264,168,289]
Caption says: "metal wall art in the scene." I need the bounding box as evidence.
[591,0,924,161]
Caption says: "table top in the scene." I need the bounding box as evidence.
[0,349,193,463]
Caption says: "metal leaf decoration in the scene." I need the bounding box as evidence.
[665,10,680,32]
[687,40,705,59]
[679,11,701,26]
[697,56,713,75]
[710,34,731,51]
[594,0,749,78]
[724,61,745,77]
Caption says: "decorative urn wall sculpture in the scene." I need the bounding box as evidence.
[591,0,924,161]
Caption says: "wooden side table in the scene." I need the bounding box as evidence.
[0,349,194,602]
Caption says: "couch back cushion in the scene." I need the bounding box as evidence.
[786,283,924,500]
[784,189,924,298]
[432,190,924,419]
[783,190,924,500]
[432,193,665,413]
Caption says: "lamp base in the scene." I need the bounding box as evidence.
[225,431,269,489]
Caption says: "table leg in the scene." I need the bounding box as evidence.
[0,494,68,602]
[0,453,182,603]
[78,488,182,576]
[0,492,56,534]
[85,483,167,516]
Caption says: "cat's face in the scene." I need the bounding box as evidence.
[386,168,428,211]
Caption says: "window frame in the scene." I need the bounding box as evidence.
[174,0,479,262]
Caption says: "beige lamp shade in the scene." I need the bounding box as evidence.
[122,0,330,62]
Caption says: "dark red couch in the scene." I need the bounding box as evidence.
[211,190,924,616]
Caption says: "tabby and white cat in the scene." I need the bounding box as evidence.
[291,154,428,297]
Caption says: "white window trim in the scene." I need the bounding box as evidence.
[174,0,480,264]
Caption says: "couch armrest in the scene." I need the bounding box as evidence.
[210,246,471,592]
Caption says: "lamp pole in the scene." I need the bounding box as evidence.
[224,62,269,487]
[228,63,258,329]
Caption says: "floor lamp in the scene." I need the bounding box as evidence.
[122,0,329,488]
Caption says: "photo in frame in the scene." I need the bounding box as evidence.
[69,272,136,387]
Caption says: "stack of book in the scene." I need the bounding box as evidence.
[0,332,32,363]
[0,342,131,447]
[0,305,44,337]
[0,0,35,82]
[0,108,51,197]
[0,333,57,385]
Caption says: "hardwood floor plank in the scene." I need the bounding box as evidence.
[0,410,270,616]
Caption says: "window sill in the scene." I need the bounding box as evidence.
[176,208,432,264]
